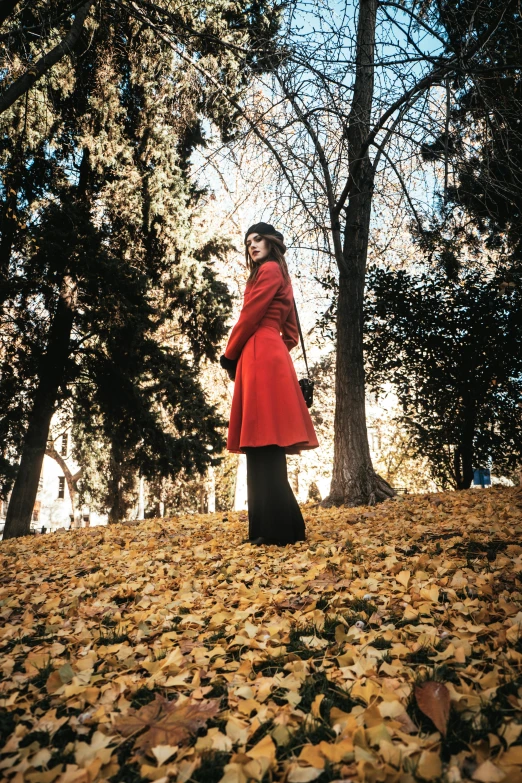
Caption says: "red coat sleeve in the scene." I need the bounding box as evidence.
[281,303,299,351]
[224,262,283,360]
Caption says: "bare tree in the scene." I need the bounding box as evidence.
[183,0,519,506]
[45,441,83,526]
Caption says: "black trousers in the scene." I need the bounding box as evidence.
[244,445,306,544]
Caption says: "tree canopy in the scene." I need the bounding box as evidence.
[0,0,282,536]
[365,264,522,490]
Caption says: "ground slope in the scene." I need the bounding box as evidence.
[1,486,522,783]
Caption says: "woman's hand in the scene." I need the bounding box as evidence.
[220,354,238,381]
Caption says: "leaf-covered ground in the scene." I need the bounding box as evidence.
[1,486,522,783]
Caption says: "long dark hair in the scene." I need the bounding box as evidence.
[245,234,291,285]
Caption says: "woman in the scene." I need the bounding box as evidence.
[220,222,319,546]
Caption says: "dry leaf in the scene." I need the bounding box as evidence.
[287,766,324,782]
[113,694,220,751]
[472,760,506,782]
[151,745,178,765]
[2,487,522,783]
[417,750,443,780]
[415,681,451,735]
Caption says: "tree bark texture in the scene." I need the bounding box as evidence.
[2,275,77,539]
[325,0,395,506]
[453,408,476,489]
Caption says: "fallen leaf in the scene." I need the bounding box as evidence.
[472,760,506,782]
[415,681,451,735]
[287,766,324,782]
[151,745,178,765]
[113,694,220,751]
[417,750,442,780]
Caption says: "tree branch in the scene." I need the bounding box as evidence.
[0,0,21,29]
[0,0,95,116]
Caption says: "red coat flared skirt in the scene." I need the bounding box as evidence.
[224,261,319,455]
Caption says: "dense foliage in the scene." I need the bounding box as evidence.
[420,0,522,277]
[0,1,281,533]
[365,265,522,490]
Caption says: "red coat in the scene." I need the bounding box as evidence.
[224,260,319,455]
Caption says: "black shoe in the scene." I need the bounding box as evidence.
[250,536,269,545]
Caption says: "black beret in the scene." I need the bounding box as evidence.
[244,222,284,244]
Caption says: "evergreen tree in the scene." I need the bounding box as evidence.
[0,3,280,538]
[420,0,522,275]
[364,264,522,490]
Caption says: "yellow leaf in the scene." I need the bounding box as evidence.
[396,570,411,588]
[218,763,249,783]
[318,739,354,763]
[350,679,380,705]
[287,765,323,782]
[420,585,439,603]
[500,746,522,767]
[299,745,325,769]
[417,750,442,780]
[74,730,114,767]
[472,760,506,782]
[247,734,276,765]
[151,745,178,765]
[311,694,324,718]
[226,717,249,745]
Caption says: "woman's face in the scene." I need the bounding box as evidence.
[246,233,270,263]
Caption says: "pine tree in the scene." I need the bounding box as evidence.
[0,3,281,537]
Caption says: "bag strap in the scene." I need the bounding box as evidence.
[293,298,310,377]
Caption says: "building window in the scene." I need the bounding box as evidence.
[58,477,65,499]
[32,501,41,522]
[38,475,43,493]
[61,433,69,457]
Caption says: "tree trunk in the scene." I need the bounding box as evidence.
[324,0,395,507]
[107,445,125,524]
[453,411,476,490]
[207,465,216,513]
[2,275,77,539]
[137,474,145,519]
[45,443,82,527]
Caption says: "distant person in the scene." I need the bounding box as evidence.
[220,223,319,545]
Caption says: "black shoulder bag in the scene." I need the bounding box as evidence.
[293,299,314,408]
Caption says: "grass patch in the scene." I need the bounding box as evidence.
[19,730,50,748]
[406,639,446,665]
[299,671,358,719]
[130,686,159,709]
[254,655,288,676]
[191,751,231,783]
[276,715,335,761]
[370,636,393,650]
[30,658,54,689]
[207,679,229,710]
[0,709,16,747]
[96,624,129,646]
